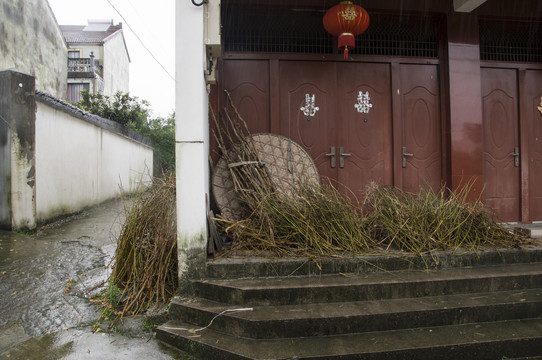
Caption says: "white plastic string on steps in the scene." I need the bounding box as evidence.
[162,307,254,334]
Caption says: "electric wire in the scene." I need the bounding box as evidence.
[125,0,170,57]
[106,0,175,82]
[162,308,254,333]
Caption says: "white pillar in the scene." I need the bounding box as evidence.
[175,0,209,289]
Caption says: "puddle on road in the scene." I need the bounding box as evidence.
[1,331,73,360]
[1,329,193,360]
[0,200,191,359]
[0,201,125,335]
[0,231,46,263]
[0,229,108,337]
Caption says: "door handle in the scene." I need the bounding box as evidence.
[402,146,413,168]
[512,147,520,167]
[339,147,351,168]
[325,146,336,168]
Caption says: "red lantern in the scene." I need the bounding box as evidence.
[323,1,370,59]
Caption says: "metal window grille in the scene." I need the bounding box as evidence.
[222,7,333,54]
[351,14,440,58]
[480,19,542,63]
[222,5,440,59]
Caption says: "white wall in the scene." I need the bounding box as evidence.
[103,32,130,96]
[10,132,37,230]
[35,99,152,223]
[0,0,67,99]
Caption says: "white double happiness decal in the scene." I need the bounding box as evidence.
[355,91,372,113]
[300,92,372,116]
[300,94,319,117]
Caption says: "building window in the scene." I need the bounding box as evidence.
[67,83,90,103]
[68,50,81,59]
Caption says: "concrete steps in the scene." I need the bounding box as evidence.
[166,287,542,339]
[191,263,542,305]
[159,318,542,360]
[157,253,542,359]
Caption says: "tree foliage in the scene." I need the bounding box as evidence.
[75,91,175,173]
[77,90,149,128]
[133,115,175,174]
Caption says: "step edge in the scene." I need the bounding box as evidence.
[157,318,542,359]
[192,270,542,305]
[205,246,542,279]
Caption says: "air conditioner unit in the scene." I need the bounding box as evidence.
[204,0,221,84]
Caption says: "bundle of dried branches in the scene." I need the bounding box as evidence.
[211,92,279,247]
[109,174,177,318]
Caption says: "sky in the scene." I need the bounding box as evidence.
[47,0,175,118]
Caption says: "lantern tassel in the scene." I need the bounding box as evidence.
[344,46,349,59]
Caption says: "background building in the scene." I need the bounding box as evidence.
[60,19,130,102]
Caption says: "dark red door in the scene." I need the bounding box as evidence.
[279,61,394,200]
[481,68,520,222]
[336,62,393,198]
[222,60,270,134]
[524,69,542,221]
[279,61,338,184]
[399,64,442,194]
[222,59,441,202]
[279,61,441,200]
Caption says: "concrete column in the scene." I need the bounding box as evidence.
[175,0,209,291]
[89,52,95,73]
[446,12,484,199]
[0,69,37,230]
[0,91,10,229]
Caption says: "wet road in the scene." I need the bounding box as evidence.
[0,199,191,359]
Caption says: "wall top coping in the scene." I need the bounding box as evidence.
[35,90,152,148]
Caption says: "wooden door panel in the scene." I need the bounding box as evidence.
[337,62,393,198]
[221,60,442,203]
[525,69,542,221]
[481,68,520,222]
[400,64,442,193]
[222,60,270,134]
[279,61,337,182]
